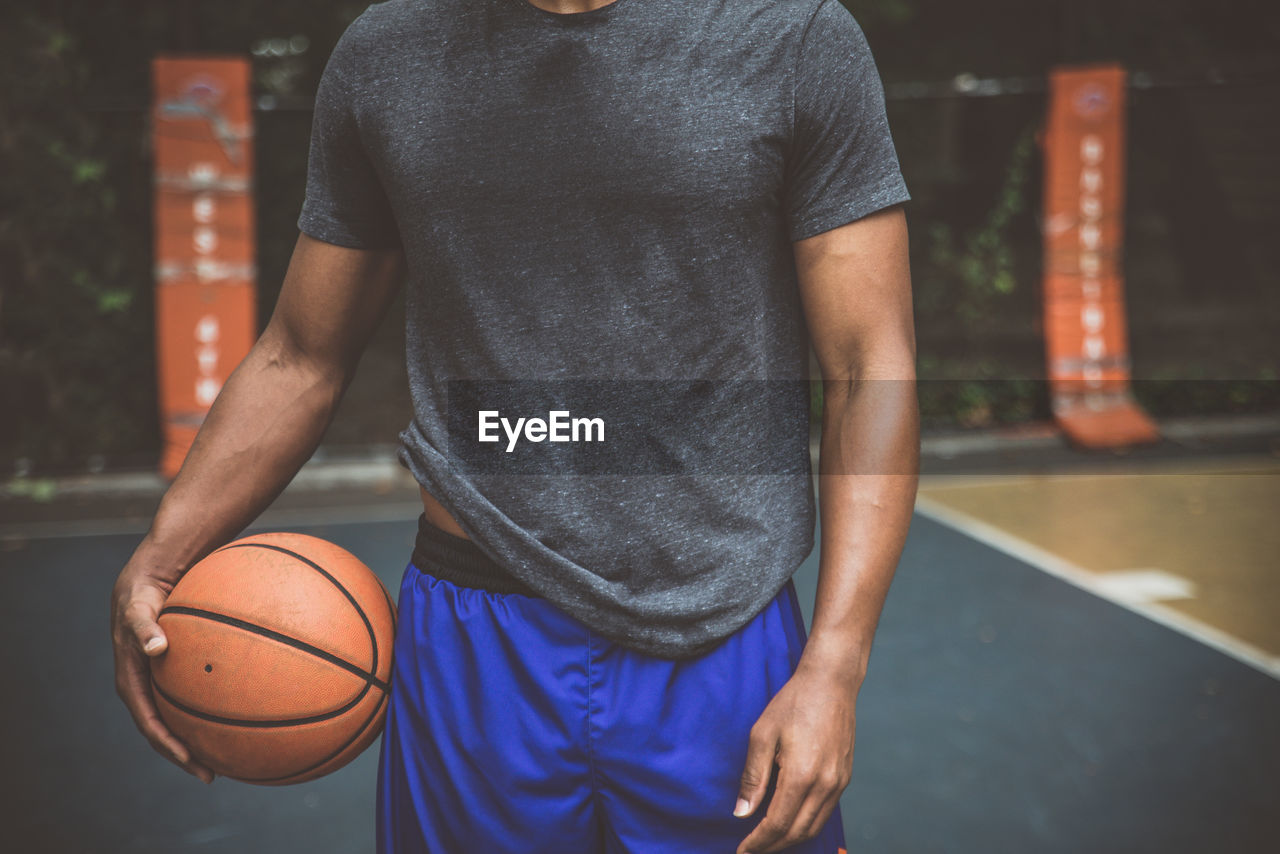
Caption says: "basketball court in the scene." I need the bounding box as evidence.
[2,429,1276,853]
[3,3,1277,851]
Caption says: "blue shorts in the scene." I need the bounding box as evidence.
[376,557,847,854]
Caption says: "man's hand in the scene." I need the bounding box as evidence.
[732,204,918,851]
[110,553,215,783]
[734,660,860,854]
[107,234,404,783]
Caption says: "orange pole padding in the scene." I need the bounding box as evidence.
[1040,64,1159,450]
[151,56,258,479]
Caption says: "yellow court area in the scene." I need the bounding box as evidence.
[916,456,1280,674]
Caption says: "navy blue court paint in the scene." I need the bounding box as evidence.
[2,514,1277,852]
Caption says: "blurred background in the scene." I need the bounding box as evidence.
[2,0,1277,470]
[0,1,1277,853]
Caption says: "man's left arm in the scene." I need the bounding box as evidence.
[736,204,919,854]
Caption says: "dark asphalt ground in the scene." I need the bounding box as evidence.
[1,489,1277,853]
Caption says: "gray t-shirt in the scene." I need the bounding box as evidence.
[297,0,909,658]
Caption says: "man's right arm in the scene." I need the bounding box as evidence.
[110,233,405,782]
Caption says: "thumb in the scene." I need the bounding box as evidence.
[125,599,167,656]
[735,724,778,818]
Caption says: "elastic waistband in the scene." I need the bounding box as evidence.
[410,514,541,597]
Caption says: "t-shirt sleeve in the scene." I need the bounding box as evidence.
[296,56,401,250]
[784,0,910,242]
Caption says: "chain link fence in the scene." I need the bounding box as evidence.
[2,1,1277,471]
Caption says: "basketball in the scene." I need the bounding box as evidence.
[151,532,397,786]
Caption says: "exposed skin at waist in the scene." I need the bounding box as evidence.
[421,486,471,540]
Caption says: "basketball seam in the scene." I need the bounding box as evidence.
[159,537,391,782]
[151,669,373,728]
[159,605,389,693]
[213,540,383,680]
[235,690,390,785]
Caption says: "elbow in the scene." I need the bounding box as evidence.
[823,337,917,386]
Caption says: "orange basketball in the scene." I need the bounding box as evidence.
[151,532,396,785]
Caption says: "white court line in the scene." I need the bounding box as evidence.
[0,501,425,542]
[914,494,1280,681]
[1093,569,1197,604]
[9,484,1278,680]
[917,455,1280,491]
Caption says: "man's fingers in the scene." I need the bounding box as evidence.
[111,574,212,783]
[735,722,779,818]
[123,598,167,655]
[782,781,843,850]
[114,643,214,783]
[737,759,815,854]
[116,650,184,759]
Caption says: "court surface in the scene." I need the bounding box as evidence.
[2,454,1277,853]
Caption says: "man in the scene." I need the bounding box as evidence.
[111,0,918,852]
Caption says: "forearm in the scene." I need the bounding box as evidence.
[798,365,919,687]
[134,333,349,576]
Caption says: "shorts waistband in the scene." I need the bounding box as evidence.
[410,513,541,597]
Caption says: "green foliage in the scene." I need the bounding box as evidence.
[0,15,158,466]
[4,2,1275,467]
[923,126,1036,325]
[1131,375,1280,418]
[5,477,59,502]
[848,0,915,27]
[0,5,358,470]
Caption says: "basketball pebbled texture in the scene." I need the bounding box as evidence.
[152,532,397,785]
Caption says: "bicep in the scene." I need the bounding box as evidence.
[793,205,915,381]
[264,232,405,377]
